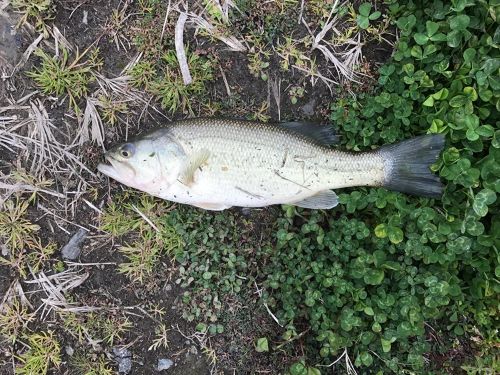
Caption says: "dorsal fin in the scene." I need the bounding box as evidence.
[279,121,338,146]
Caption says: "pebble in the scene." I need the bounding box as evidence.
[112,347,132,374]
[301,98,316,116]
[61,228,88,260]
[157,358,174,371]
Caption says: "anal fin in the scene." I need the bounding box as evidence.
[192,202,231,211]
[179,148,211,186]
[292,190,338,209]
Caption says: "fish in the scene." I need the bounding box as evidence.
[97,118,445,211]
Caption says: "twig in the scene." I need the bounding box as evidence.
[175,12,192,85]
[298,0,305,24]
[254,281,283,327]
[131,204,159,232]
[270,78,281,121]
[218,66,231,97]
[317,348,358,374]
[160,0,172,42]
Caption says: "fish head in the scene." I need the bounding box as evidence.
[97,134,184,192]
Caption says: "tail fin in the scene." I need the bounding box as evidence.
[380,134,445,198]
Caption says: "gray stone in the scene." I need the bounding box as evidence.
[112,347,132,374]
[61,228,88,260]
[301,98,316,116]
[157,358,174,371]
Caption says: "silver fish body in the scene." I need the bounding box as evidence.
[97,118,445,210]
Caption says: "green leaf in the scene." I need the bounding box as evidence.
[255,337,269,352]
[423,44,437,57]
[307,368,321,375]
[466,128,479,141]
[430,33,447,42]
[202,271,213,280]
[476,125,494,137]
[364,269,385,285]
[388,227,404,244]
[381,338,394,353]
[426,21,439,36]
[449,95,468,107]
[195,323,207,332]
[451,0,469,12]
[289,361,307,375]
[374,224,387,238]
[359,3,372,17]
[450,14,470,30]
[396,15,416,33]
[357,16,369,29]
[411,45,423,59]
[463,87,478,101]
[360,352,373,366]
[447,30,462,47]
[432,88,449,100]
[430,119,445,132]
[478,87,493,102]
[481,58,500,76]
[414,33,429,45]
[423,96,434,106]
[463,48,476,64]
[369,11,381,20]
[473,189,497,217]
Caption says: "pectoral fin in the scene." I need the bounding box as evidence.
[292,190,339,209]
[178,148,211,186]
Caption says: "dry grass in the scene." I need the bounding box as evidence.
[0,101,94,180]
[0,281,35,344]
[24,267,95,319]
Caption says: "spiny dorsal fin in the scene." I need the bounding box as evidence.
[291,190,339,209]
[179,148,211,186]
[280,122,338,146]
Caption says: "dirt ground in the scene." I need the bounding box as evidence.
[0,1,393,374]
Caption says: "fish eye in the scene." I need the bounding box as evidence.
[119,143,135,159]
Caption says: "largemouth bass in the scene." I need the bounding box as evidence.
[97,118,445,210]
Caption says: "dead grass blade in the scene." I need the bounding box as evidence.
[304,0,362,84]
[24,268,96,320]
[51,25,74,57]
[189,13,246,52]
[8,33,44,78]
[0,101,95,190]
[0,170,65,207]
[81,97,105,149]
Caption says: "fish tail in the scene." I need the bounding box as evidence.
[379,134,445,198]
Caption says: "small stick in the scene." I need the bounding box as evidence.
[254,281,283,327]
[160,0,172,42]
[218,66,231,97]
[131,204,159,232]
[298,0,305,24]
[175,12,192,85]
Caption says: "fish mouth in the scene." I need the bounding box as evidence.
[97,153,136,183]
[97,154,121,181]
